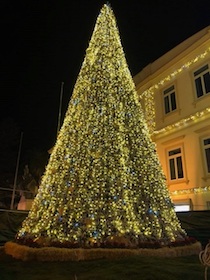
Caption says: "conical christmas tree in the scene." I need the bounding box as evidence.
[17,4,187,249]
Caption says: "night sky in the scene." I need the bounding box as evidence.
[1,0,210,153]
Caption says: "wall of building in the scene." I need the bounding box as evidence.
[155,120,210,210]
[134,26,210,211]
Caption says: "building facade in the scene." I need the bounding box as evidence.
[134,26,210,211]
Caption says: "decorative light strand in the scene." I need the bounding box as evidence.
[16,4,186,248]
[138,47,210,134]
[170,185,210,196]
[153,107,210,136]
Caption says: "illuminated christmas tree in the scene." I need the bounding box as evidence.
[17,4,187,249]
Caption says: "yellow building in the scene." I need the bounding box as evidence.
[134,26,210,211]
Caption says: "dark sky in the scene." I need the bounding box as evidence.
[1,0,210,152]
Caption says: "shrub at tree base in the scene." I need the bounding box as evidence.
[5,241,202,262]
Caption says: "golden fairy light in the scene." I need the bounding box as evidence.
[139,47,210,134]
[17,4,186,248]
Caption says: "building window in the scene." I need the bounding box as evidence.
[194,64,210,98]
[163,85,177,114]
[202,137,210,174]
[174,205,190,212]
[174,199,192,212]
[168,148,184,180]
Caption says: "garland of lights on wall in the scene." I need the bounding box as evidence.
[170,185,210,196]
[139,47,210,134]
[153,107,210,136]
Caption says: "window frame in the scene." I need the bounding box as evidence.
[166,144,186,183]
[193,63,210,99]
[201,135,210,177]
[173,199,193,212]
[162,84,177,115]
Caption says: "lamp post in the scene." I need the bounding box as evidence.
[10,132,23,210]
[57,82,64,136]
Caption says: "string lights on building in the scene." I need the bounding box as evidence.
[171,185,210,196]
[153,107,210,137]
[139,47,210,134]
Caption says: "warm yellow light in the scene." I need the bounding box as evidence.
[139,47,210,134]
[171,185,210,196]
[16,4,186,249]
[154,107,210,137]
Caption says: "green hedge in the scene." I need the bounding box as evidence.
[0,210,28,245]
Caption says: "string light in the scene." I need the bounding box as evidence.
[16,4,186,248]
[138,47,210,134]
[171,185,210,196]
[153,107,210,136]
